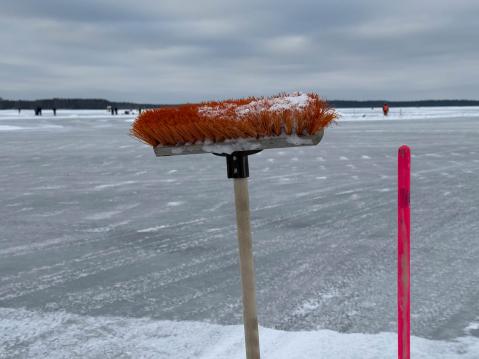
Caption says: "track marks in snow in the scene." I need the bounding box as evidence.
[94,181,137,190]
[85,210,123,220]
[167,201,184,207]
[137,218,207,233]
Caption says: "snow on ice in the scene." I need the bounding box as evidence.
[1,308,478,358]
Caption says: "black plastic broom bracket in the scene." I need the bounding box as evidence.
[213,150,262,179]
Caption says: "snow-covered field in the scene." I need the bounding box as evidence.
[1,107,479,358]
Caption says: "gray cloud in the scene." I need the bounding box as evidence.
[0,0,478,102]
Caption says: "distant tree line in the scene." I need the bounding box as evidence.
[1,97,479,110]
[328,99,479,108]
[0,98,172,110]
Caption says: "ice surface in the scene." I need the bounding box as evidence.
[0,124,63,131]
[1,107,479,357]
[0,125,23,131]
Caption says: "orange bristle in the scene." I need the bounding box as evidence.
[130,93,337,147]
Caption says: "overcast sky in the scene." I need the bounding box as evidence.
[1,0,478,103]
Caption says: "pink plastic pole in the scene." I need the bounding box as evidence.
[398,145,411,359]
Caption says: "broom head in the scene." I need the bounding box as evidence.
[131,92,336,156]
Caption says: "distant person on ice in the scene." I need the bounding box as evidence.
[382,103,389,116]
[53,108,57,116]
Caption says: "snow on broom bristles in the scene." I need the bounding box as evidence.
[130,93,337,147]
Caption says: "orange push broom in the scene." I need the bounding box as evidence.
[131,92,336,359]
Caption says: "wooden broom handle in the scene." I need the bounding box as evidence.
[234,178,260,359]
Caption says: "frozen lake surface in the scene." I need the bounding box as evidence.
[1,107,479,357]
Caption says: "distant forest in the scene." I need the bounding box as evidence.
[0,98,170,110]
[330,99,479,108]
[1,97,479,110]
